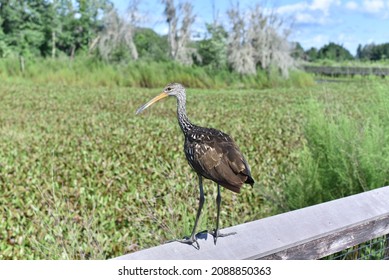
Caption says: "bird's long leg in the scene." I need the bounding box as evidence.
[209,184,236,244]
[175,174,204,249]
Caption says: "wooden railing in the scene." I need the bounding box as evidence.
[114,186,389,260]
[303,65,389,77]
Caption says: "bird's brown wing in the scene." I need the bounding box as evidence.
[190,130,253,193]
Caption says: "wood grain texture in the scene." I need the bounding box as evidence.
[114,186,389,260]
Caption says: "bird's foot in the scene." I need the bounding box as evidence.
[168,235,200,250]
[208,229,237,245]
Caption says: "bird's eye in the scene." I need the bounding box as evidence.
[166,87,171,91]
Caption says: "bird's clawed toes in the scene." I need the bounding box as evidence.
[209,229,237,244]
[174,236,200,250]
[165,236,200,250]
[169,230,236,248]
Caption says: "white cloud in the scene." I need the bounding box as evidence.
[310,0,341,15]
[277,2,309,14]
[312,34,329,45]
[277,0,389,24]
[345,1,359,10]
[280,1,389,54]
[295,12,317,23]
[276,0,341,25]
[341,0,389,18]
[337,32,355,45]
[363,0,385,14]
[363,0,386,14]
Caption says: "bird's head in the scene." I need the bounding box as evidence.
[136,83,185,114]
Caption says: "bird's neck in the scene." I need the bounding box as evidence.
[176,95,194,134]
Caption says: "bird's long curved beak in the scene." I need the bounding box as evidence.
[136,92,169,115]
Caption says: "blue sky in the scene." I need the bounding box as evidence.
[112,0,389,54]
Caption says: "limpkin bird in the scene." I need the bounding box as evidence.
[136,83,254,248]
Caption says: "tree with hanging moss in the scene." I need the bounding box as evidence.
[91,5,138,62]
[162,0,196,65]
[226,4,295,77]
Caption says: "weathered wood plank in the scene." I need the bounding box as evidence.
[260,214,389,259]
[114,186,389,260]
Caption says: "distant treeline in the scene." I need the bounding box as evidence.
[1,0,387,79]
[0,0,296,78]
[356,43,389,61]
[293,42,389,62]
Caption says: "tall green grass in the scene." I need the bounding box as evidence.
[0,57,314,89]
[281,83,389,210]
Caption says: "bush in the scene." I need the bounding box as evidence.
[282,84,389,210]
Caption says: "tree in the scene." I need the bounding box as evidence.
[195,23,228,69]
[47,0,111,58]
[305,47,318,61]
[0,0,115,59]
[353,43,389,61]
[367,43,389,61]
[0,7,10,57]
[226,4,295,77]
[317,42,353,61]
[52,0,77,57]
[227,5,256,74]
[92,3,138,62]
[291,42,305,60]
[0,0,49,57]
[356,44,363,60]
[133,28,169,61]
[72,0,110,56]
[162,0,196,65]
